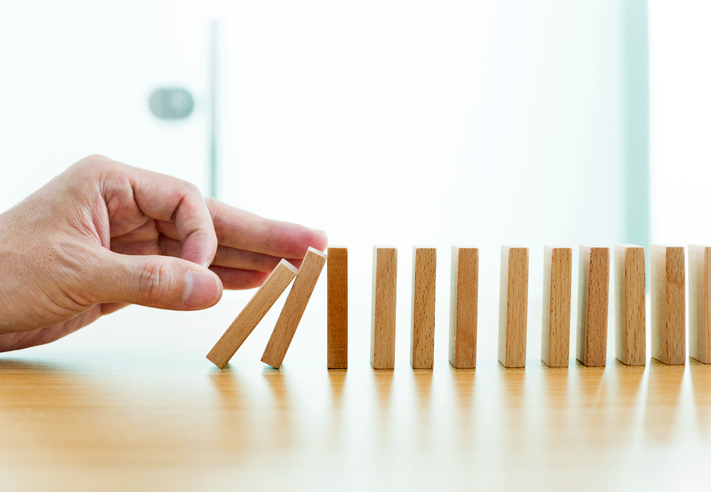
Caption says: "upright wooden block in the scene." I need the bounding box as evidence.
[411,247,436,369]
[498,246,529,368]
[689,245,711,364]
[371,247,398,369]
[614,245,646,366]
[576,246,610,367]
[261,247,327,369]
[327,247,348,369]
[651,245,686,365]
[541,246,572,367]
[449,247,479,369]
[206,259,298,369]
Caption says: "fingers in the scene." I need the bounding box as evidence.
[89,249,223,310]
[125,167,218,267]
[156,200,328,259]
[157,235,294,272]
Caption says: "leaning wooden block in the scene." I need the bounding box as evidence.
[371,246,398,369]
[541,246,572,367]
[206,259,298,369]
[614,245,646,366]
[690,245,711,364]
[327,246,348,369]
[261,247,327,369]
[449,247,478,369]
[498,246,529,368]
[651,245,686,365]
[411,247,436,369]
[576,246,610,367]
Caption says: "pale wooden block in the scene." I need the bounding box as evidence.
[689,245,711,364]
[449,247,479,369]
[411,247,436,369]
[371,246,398,369]
[261,247,327,369]
[651,245,686,365]
[206,259,298,369]
[614,245,646,366]
[327,246,348,369]
[576,246,610,367]
[498,246,529,368]
[541,246,572,367]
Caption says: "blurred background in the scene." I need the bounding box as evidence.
[0,1,709,359]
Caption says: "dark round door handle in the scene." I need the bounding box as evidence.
[148,87,194,120]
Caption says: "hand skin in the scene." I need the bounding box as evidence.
[0,155,327,352]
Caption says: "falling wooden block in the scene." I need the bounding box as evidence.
[327,246,348,369]
[541,246,572,367]
[261,247,327,369]
[576,246,610,367]
[206,259,298,369]
[498,246,529,368]
[651,245,686,365]
[689,245,711,364]
[371,246,398,369]
[614,245,646,366]
[449,247,478,369]
[411,247,437,369]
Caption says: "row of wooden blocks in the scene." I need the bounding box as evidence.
[206,244,711,371]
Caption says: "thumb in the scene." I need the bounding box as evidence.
[91,251,223,310]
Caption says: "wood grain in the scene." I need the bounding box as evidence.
[371,247,398,369]
[206,259,298,369]
[541,246,572,367]
[449,246,478,369]
[614,245,646,366]
[261,247,327,369]
[498,246,529,368]
[576,246,610,367]
[651,245,686,365]
[689,245,711,364]
[411,247,436,369]
[327,246,348,369]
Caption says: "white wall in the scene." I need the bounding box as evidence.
[224,0,629,299]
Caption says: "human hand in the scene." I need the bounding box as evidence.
[0,155,327,352]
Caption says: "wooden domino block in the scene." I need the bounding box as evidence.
[261,247,327,369]
[541,246,572,367]
[498,246,529,368]
[327,246,348,369]
[689,245,711,364]
[206,259,298,369]
[576,246,610,367]
[449,247,478,369]
[411,247,436,369]
[651,245,686,365]
[614,245,646,366]
[371,247,398,369]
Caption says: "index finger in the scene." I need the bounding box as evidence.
[128,168,218,266]
[205,198,327,258]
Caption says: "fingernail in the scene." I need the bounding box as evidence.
[183,270,220,308]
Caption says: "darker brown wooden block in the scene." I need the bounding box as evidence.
[327,247,348,369]
[541,246,572,367]
[449,247,478,369]
[411,247,436,369]
[614,245,646,366]
[651,245,685,365]
[576,246,610,367]
[498,246,529,368]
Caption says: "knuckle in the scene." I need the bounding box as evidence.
[137,258,173,305]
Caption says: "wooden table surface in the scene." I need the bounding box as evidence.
[1,289,709,491]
